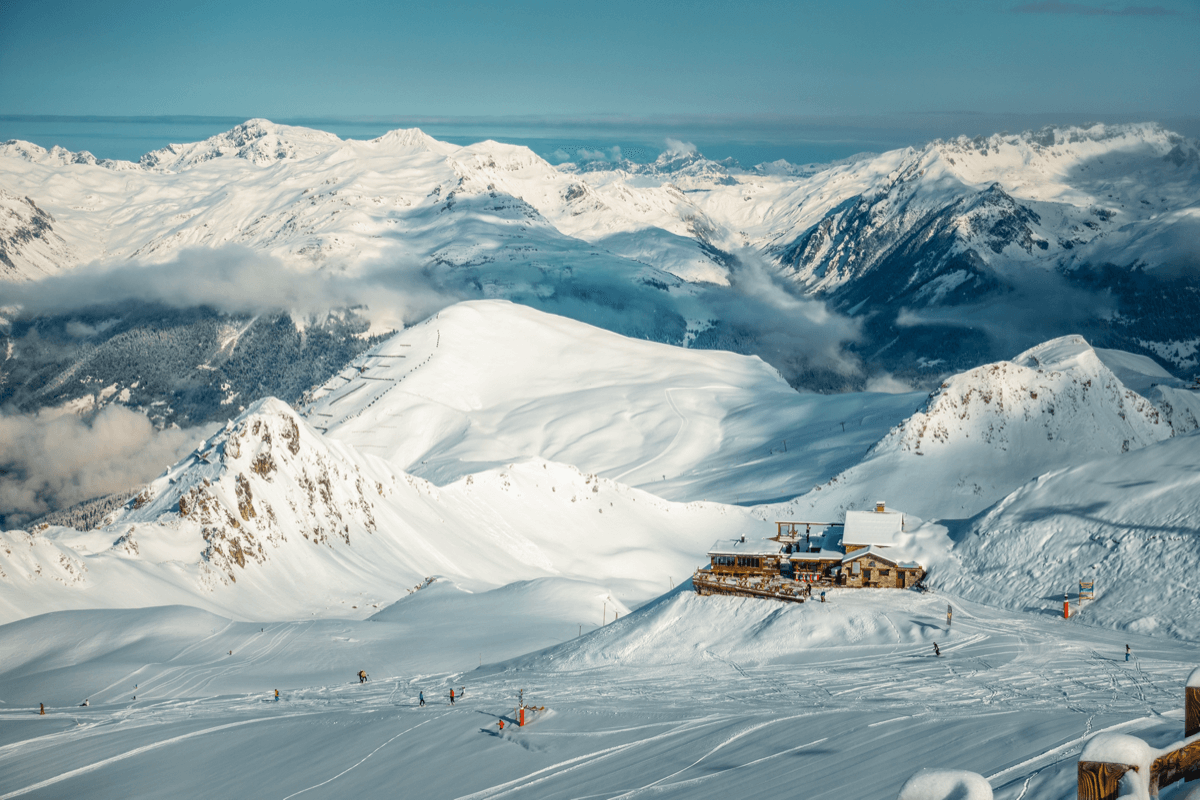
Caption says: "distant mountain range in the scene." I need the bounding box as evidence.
[2,119,1197,426]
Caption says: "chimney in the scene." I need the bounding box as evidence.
[875,501,886,513]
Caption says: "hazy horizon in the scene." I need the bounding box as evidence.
[4,111,1198,167]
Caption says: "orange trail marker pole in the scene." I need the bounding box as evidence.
[1064,594,1070,619]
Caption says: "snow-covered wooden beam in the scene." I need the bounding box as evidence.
[1078,670,1200,800]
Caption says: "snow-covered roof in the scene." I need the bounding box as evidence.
[841,546,920,569]
[788,549,844,562]
[708,538,780,557]
[842,509,905,546]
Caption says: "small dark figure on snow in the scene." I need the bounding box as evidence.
[450,688,455,705]
[358,670,368,684]
[933,642,941,657]
[820,591,826,603]
[274,690,279,700]
[80,699,89,707]
[1125,644,1131,662]
[39,703,45,716]
[498,719,504,732]
[419,691,425,707]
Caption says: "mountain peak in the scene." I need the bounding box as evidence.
[138,119,343,171]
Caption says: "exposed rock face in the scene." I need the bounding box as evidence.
[0,190,72,280]
[122,398,379,582]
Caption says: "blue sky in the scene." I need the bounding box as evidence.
[2,0,1197,121]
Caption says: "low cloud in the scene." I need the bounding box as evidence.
[895,269,1118,359]
[865,373,914,394]
[713,249,862,380]
[1012,1,1180,15]
[6,245,463,333]
[664,138,698,156]
[0,405,207,530]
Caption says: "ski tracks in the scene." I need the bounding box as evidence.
[280,710,452,799]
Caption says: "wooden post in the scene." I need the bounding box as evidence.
[1187,668,1200,738]
[1077,761,1137,800]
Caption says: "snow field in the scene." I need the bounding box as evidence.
[1,588,1198,799]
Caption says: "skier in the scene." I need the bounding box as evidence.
[946,604,953,628]
[450,688,455,705]
[820,591,826,603]
[80,699,89,707]
[933,642,941,657]
[274,690,280,701]
[39,703,45,716]
[419,691,425,707]
[498,719,504,732]
[459,686,465,699]
[1125,644,1131,662]
[358,670,368,684]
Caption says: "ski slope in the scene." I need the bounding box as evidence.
[1,588,1198,799]
[769,335,1185,522]
[304,300,923,504]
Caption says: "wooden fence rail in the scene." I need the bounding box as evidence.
[1077,667,1200,800]
[897,668,1200,800]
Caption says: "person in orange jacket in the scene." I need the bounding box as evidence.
[449,688,455,705]
[498,719,504,732]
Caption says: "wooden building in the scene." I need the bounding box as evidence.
[840,547,924,589]
[694,501,926,602]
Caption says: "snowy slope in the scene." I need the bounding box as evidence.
[3,586,1197,800]
[304,299,923,503]
[0,395,767,625]
[772,335,1179,522]
[3,119,1196,384]
[934,428,1200,640]
[0,120,731,286]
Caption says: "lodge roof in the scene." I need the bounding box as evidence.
[842,508,905,546]
[708,538,781,557]
[841,545,921,569]
[788,549,844,562]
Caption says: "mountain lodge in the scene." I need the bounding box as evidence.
[693,502,925,601]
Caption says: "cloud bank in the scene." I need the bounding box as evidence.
[1011,1,1180,15]
[0,405,207,530]
[5,246,462,333]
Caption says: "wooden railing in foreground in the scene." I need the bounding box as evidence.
[1077,666,1200,799]
[895,668,1200,800]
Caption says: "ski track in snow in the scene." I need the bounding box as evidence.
[1,592,1195,799]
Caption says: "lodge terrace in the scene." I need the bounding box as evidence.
[693,502,926,603]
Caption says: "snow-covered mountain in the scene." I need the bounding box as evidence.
[0,391,766,624]
[301,299,923,504]
[4,302,1198,642]
[2,119,1196,400]
[772,334,1194,522]
[934,427,1200,639]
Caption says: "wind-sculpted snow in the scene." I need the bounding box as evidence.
[935,429,1200,640]
[3,119,1196,390]
[0,393,769,624]
[303,300,923,503]
[774,335,1178,522]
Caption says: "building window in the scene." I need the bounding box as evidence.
[879,569,891,577]
[736,557,761,568]
[713,556,735,567]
